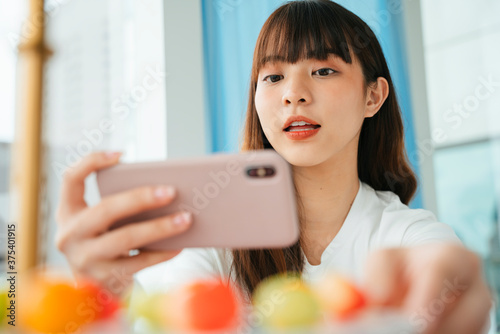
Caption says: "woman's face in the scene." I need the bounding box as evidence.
[255,54,374,167]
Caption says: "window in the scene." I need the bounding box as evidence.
[421,0,500,329]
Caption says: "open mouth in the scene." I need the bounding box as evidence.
[284,122,321,132]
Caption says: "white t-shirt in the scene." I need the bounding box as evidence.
[134,180,460,298]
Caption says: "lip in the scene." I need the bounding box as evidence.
[284,127,320,140]
[282,115,320,130]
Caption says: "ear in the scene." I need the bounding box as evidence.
[364,77,389,118]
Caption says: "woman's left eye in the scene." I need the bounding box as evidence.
[313,68,336,76]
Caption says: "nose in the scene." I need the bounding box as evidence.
[282,79,311,106]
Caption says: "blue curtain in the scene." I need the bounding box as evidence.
[201,0,423,208]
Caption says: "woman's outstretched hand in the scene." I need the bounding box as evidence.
[55,152,193,296]
[364,243,492,334]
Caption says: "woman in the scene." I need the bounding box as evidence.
[55,1,492,333]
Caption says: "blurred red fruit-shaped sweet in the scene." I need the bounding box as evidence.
[166,278,241,331]
[79,280,122,321]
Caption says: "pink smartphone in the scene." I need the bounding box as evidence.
[96,150,300,251]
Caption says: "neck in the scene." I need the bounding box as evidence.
[293,148,360,265]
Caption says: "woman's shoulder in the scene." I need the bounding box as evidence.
[359,181,461,247]
[357,181,433,224]
[361,181,412,209]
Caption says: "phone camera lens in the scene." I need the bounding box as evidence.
[246,166,276,178]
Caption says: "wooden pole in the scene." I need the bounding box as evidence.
[14,0,51,272]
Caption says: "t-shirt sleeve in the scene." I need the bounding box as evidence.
[399,210,462,246]
[132,247,231,295]
[379,202,462,248]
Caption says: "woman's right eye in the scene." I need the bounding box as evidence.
[263,74,283,83]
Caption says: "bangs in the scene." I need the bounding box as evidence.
[255,0,353,71]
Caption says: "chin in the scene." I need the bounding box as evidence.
[275,147,326,167]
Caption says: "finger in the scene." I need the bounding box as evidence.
[77,184,178,237]
[120,249,184,269]
[363,248,408,306]
[433,277,492,334]
[113,250,184,282]
[91,211,193,259]
[403,267,454,333]
[83,250,184,297]
[404,245,478,333]
[58,151,122,220]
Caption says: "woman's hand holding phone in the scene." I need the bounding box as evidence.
[55,151,193,296]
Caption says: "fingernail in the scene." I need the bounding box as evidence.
[105,151,122,159]
[154,186,175,199]
[173,212,192,225]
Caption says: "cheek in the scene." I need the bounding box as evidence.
[328,86,366,125]
[255,89,281,133]
[255,86,272,115]
[254,91,266,128]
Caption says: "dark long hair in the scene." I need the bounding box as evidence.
[232,0,417,298]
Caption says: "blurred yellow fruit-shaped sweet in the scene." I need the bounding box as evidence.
[0,290,8,327]
[252,273,322,329]
[129,290,169,328]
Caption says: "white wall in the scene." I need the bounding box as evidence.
[421,0,500,148]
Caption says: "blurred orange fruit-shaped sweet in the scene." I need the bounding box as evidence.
[166,278,241,331]
[312,273,366,320]
[19,274,120,333]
